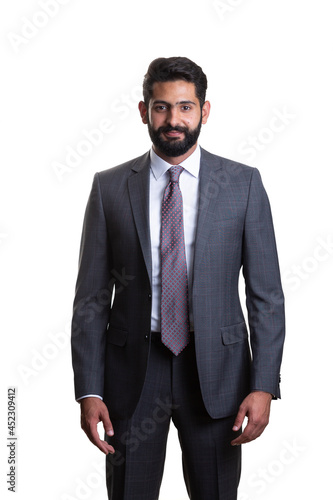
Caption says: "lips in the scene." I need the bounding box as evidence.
[163,130,184,139]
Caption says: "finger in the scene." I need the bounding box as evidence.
[231,420,266,446]
[96,439,115,455]
[231,429,251,446]
[101,409,114,437]
[232,406,247,432]
[86,420,115,455]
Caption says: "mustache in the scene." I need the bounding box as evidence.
[157,125,188,134]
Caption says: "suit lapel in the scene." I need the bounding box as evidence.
[127,152,152,287]
[193,148,223,277]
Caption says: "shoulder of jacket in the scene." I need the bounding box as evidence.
[96,151,150,180]
[200,147,256,177]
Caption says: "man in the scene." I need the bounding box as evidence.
[71,57,285,500]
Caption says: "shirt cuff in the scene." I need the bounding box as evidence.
[76,394,103,402]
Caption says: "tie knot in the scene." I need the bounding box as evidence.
[168,165,183,183]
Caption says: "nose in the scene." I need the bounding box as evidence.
[166,107,181,128]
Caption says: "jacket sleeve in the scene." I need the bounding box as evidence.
[71,173,112,400]
[242,168,285,398]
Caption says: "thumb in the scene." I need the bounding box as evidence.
[101,407,114,437]
[232,404,247,432]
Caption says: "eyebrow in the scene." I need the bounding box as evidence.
[152,100,197,106]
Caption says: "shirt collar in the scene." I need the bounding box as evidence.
[150,144,201,181]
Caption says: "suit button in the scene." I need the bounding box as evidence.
[148,294,152,300]
[144,334,149,342]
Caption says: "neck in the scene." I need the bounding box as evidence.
[152,143,198,165]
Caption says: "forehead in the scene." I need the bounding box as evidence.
[150,80,198,104]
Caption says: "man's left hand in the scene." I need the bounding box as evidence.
[231,391,273,446]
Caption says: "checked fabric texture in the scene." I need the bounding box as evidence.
[160,165,190,356]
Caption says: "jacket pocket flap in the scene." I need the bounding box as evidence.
[106,328,128,347]
[221,322,248,345]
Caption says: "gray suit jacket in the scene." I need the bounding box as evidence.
[71,147,285,419]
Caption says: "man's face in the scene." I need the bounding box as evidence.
[139,80,210,160]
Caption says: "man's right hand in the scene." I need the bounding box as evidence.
[80,397,115,455]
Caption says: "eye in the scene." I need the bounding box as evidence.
[181,105,191,111]
[154,105,167,112]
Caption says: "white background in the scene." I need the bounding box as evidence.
[1,1,332,499]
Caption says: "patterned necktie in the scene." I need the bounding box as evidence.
[160,165,190,355]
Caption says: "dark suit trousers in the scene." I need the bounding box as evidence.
[105,333,242,500]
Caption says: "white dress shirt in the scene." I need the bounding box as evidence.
[78,145,201,401]
[149,145,201,332]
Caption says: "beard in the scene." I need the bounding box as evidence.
[147,116,202,157]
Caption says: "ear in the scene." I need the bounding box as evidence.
[201,101,211,125]
[138,101,148,124]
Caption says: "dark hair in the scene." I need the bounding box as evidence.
[143,57,207,108]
